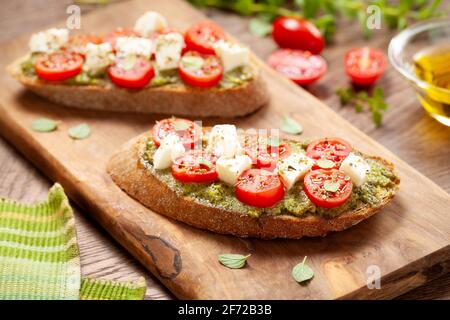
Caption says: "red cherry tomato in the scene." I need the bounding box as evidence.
[267,49,327,85]
[179,51,223,87]
[306,137,352,170]
[152,118,202,149]
[344,47,386,86]
[244,135,290,170]
[304,169,353,208]
[185,21,227,55]
[272,17,324,54]
[172,150,218,183]
[108,57,154,89]
[103,28,138,49]
[235,169,285,208]
[35,51,83,81]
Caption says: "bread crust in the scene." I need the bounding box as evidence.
[7,56,269,118]
[107,132,400,239]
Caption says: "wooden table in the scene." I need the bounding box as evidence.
[0,0,448,300]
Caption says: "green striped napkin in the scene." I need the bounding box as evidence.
[0,184,146,300]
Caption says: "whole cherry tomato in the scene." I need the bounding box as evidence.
[272,17,324,54]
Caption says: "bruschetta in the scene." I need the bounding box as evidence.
[107,118,400,239]
[7,12,268,117]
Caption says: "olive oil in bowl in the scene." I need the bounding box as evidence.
[414,46,450,126]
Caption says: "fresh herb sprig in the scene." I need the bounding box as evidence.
[336,86,389,127]
[189,0,444,41]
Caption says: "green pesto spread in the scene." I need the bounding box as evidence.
[140,138,398,219]
[20,55,254,89]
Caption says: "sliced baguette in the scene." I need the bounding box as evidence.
[7,56,269,117]
[107,131,400,239]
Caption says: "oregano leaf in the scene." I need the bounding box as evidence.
[323,180,340,192]
[281,115,303,135]
[68,123,91,140]
[249,17,273,37]
[292,256,314,283]
[218,253,251,269]
[31,118,58,132]
[316,158,335,169]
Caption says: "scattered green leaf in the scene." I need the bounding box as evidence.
[292,256,314,283]
[267,136,280,147]
[173,120,190,131]
[316,158,335,169]
[249,17,273,37]
[218,253,251,269]
[31,118,58,133]
[198,158,213,169]
[323,180,340,192]
[68,123,91,140]
[280,115,303,135]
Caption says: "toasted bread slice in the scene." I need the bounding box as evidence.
[107,131,400,239]
[7,56,269,117]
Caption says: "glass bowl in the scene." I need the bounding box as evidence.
[388,19,450,126]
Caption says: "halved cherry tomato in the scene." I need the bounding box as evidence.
[272,17,324,54]
[172,150,218,183]
[103,28,138,49]
[244,135,290,170]
[185,21,226,55]
[179,51,223,87]
[35,51,83,81]
[152,118,202,149]
[304,169,353,208]
[267,49,327,85]
[306,137,352,170]
[235,169,285,208]
[345,47,386,86]
[108,57,154,89]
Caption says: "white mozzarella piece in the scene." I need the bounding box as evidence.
[154,32,185,70]
[213,40,249,72]
[115,37,153,59]
[134,11,168,37]
[29,28,69,53]
[277,153,314,190]
[216,155,253,185]
[153,134,185,170]
[339,152,371,187]
[206,125,242,159]
[83,42,114,75]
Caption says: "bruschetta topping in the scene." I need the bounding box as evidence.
[172,150,218,183]
[134,11,168,38]
[29,28,69,54]
[179,51,223,87]
[152,118,202,149]
[147,119,378,211]
[154,32,185,71]
[83,42,114,75]
[153,134,185,170]
[115,37,153,60]
[213,40,249,73]
[339,152,370,187]
[23,12,253,89]
[206,124,243,159]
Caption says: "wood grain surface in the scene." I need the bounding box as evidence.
[0,0,448,299]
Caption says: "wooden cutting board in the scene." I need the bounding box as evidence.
[0,0,449,300]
